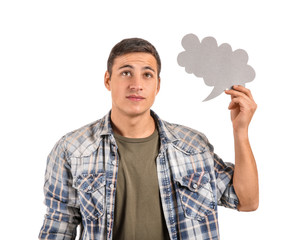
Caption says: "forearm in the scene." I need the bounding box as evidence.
[39,209,80,240]
[39,136,81,239]
[233,129,259,211]
[39,181,81,239]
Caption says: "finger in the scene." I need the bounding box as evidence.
[228,95,257,113]
[228,95,236,108]
[228,96,243,108]
[225,88,251,101]
[232,85,254,99]
[225,88,257,110]
[228,97,245,110]
[228,100,238,110]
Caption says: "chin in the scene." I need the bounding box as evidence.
[124,107,150,117]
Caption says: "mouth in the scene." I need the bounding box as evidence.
[126,95,145,102]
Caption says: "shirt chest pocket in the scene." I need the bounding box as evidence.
[73,173,106,221]
[175,172,216,221]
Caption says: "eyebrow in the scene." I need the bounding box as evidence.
[119,64,133,70]
[118,64,156,73]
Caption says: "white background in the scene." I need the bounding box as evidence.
[1,0,292,239]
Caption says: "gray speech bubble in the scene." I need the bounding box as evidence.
[177,34,255,101]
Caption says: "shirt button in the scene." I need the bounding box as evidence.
[107,214,111,219]
[112,160,117,165]
[193,183,198,189]
[110,184,114,189]
[87,186,92,191]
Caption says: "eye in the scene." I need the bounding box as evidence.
[122,71,131,77]
[144,72,153,78]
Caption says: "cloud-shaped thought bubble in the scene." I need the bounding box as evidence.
[177,34,255,101]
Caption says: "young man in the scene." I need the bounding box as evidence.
[39,38,258,240]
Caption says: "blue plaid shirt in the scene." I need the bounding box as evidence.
[39,110,239,240]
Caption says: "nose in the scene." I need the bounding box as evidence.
[129,74,143,91]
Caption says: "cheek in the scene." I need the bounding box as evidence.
[111,84,125,100]
[147,86,158,102]
[152,83,159,95]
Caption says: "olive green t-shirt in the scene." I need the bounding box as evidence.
[112,129,170,240]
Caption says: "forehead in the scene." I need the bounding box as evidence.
[112,52,158,71]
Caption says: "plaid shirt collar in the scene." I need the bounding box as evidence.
[95,109,180,143]
[71,110,203,158]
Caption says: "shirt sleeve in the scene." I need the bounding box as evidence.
[39,136,82,240]
[207,142,239,210]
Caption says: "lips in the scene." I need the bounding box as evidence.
[126,95,145,101]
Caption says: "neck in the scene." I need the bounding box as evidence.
[110,109,156,138]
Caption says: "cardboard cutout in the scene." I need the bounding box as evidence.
[177,34,255,101]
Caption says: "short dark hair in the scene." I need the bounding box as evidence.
[107,38,161,78]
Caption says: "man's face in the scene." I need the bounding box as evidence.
[104,52,160,118]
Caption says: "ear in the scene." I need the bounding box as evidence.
[156,77,161,95]
[104,71,111,91]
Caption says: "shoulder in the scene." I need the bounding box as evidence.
[160,119,211,153]
[65,118,102,141]
[166,121,208,142]
[53,117,105,157]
